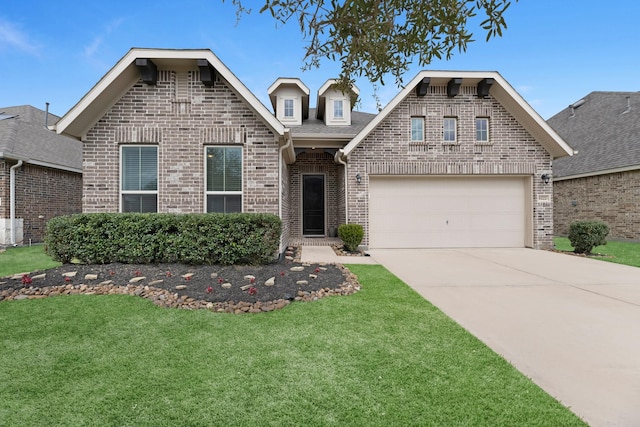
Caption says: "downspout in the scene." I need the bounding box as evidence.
[278,129,292,252]
[10,160,23,246]
[334,149,349,224]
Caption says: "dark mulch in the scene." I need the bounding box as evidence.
[1,254,357,310]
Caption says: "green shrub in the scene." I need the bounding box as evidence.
[44,213,281,265]
[567,221,609,254]
[338,223,364,252]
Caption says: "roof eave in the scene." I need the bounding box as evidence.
[55,48,285,139]
[342,70,576,159]
[554,164,640,181]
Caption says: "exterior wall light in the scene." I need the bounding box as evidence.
[541,174,551,184]
[355,173,362,184]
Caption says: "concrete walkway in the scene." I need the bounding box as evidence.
[299,246,377,265]
[368,248,640,427]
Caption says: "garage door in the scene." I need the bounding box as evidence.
[369,176,527,248]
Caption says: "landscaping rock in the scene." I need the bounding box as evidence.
[84,274,98,280]
[129,277,146,283]
[296,280,308,285]
[32,274,46,280]
[62,272,77,278]
[264,277,275,286]
[175,285,187,290]
[290,266,304,272]
[221,283,232,289]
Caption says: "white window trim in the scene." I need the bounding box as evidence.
[410,117,425,142]
[443,117,457,143]
[475,117,490,143]
[204,145,243,213]
[328,96,348,124]
[120,144,159,213]
[333,99,344,119]
[279,96,299,124]
[284,98,295,118]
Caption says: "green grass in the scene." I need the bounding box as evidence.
[0,245,61,277]
[0,264,585,426]
[554,237,640,268]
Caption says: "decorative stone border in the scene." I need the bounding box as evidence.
[0,265,361,314]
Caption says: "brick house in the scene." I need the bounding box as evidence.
[54,48,573,251]
[549,92,640,240]
[0,105,82,245]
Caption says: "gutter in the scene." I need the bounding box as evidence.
[10,160,24,246]
[334,149,349,224]
[278,129,293,252]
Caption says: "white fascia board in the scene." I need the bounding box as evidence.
[317,79,360,97]
[554,165,640,181]
[341,70,575,159]
[55,48,285,139]
[267,78,310,96]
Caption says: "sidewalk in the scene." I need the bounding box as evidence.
[299,246,377,265]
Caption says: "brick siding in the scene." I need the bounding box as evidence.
[0,160,82,243]
[347,85,554,249]
[83,70,280,219]
[554,170,640,240]
[288,151,341,238]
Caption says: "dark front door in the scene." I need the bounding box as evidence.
[303,175,325,235]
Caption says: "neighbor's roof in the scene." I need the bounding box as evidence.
[548,91,640,180]
[0,105,82,173]
[340,70,574,160]
[54,48,286,139]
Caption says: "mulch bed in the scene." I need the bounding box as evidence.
[0,247,361,314]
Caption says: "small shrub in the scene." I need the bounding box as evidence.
[339,223,364,252]
[568,221,609,254]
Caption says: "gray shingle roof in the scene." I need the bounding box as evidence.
[290,109,376,138]
[548,92,640,178]
[0,105,82,172]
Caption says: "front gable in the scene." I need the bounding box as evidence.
[62,49,288,215]
[340,71,574,161]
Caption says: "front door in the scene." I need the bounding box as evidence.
[303,175,325,235]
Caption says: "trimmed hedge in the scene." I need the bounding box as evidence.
[339,223,364,252]
[568,220,609,254]
[44,213,282,265]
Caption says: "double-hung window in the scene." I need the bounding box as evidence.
[476,118,489,143]
[121,145,158,213]
[333,99,344,119]
[206,146,242,213]
[284,99,294,118]
[411,117,425,142]
[443,117,457,143]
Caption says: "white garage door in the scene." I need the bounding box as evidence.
[369,176,527,248]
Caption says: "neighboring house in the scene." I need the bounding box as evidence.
[0,106,82,245]
[53,48,573,251]
[548,92,640,240]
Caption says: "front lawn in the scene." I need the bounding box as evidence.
[0,264,585,426]
[554,237,640,268]
[0,245,61,276]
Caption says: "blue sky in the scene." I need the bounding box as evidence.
[1,1,639,120]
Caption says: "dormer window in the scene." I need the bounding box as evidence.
[316,79,359,126]
[268,78,310,126]
[334,100,344,119]
[284,99,294,118]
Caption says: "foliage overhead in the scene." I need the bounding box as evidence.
[226,0,516,90]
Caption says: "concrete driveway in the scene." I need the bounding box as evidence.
[368,248,640,427]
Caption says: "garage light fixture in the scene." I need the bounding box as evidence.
[541,174,551,184]
[355,173,362,184]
